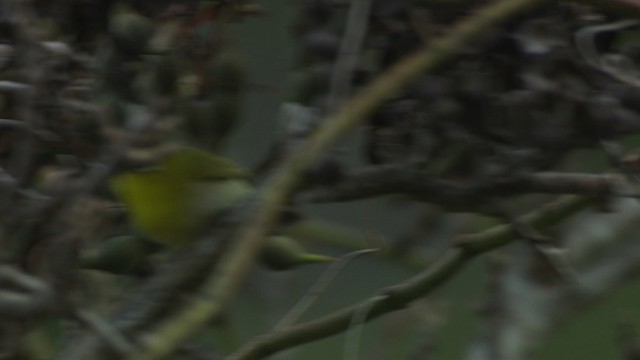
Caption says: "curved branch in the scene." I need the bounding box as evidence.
[127,0,554,359]
[228,196,589,360]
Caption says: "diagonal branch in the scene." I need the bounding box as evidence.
[126,1,554,359]
[228,196,589,360]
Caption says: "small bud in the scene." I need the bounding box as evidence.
[261,236,333,271]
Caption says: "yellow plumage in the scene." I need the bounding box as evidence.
[105,147,338,270]
[110,147,252,246]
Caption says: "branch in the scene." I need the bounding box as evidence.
[302,165,621,208]
[0,266,53,318]
[127,0,553,359]
[573,0,640,16]
[326,0,371,112]
[465,200,640,360]
[228,196,589,360]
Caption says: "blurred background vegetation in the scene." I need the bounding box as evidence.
[4,0,640,359]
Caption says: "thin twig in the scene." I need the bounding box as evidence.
[0,266,53,318]
[326,0,371,113]
[575,19,640,87]
[274,248,380,330]
[0,80,31,92]
[492,205,580,285]
[0,118,60,141]
[74,309,137,356]
[344,294,386,360]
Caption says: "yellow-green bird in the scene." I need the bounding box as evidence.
[110,147,252,247]
[95,146,350,271]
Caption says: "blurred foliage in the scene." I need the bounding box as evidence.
[3,0,640,359]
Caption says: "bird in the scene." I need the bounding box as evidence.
[86,146,358,272]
